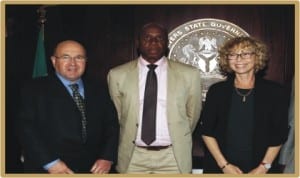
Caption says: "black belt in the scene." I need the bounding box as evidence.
[136,145,172,151]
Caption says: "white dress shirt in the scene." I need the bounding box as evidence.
[135,56,172,146]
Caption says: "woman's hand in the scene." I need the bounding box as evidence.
[248,164,268,174]
[222,163,243,174]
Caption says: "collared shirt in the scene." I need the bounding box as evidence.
[56,72,85,98]
[43,73,85,170]
[135,56,171,146]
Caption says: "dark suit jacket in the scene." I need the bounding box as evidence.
[200,76,289,173]
[17,75,119,173]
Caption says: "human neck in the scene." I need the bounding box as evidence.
[234,74,255,89]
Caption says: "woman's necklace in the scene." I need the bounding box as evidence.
[235,87,253,102]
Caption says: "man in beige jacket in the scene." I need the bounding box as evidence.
[108,23,202,173]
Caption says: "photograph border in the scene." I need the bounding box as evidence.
[1,1,299,178]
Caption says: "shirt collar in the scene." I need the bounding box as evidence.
[138,56,166,69]
[55,72,84,95]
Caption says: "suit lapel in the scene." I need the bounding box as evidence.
[50,75,83,116]
[125,60,139,96]
[50,75,74,101]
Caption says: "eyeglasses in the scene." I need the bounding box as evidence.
[55,55,87,62]
[227,52,255,60]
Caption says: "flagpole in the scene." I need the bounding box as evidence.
[37,6,47,40]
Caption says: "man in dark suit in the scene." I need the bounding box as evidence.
[17,40,119,174]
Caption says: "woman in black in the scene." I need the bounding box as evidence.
[201,37,289,174]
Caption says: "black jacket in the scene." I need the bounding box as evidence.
[17,75,119,173]
[200,76,289,173]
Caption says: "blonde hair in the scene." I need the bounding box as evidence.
[218,36,269,74]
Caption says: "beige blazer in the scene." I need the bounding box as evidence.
[107,57,202,173]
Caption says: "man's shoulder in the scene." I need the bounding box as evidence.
[168,59,198,72]
[83,79,110,99]
[20,76,57,96]
[23,76,53,88]
[83,77,108,90]
[109,60,138,73]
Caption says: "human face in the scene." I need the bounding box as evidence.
[227,46,256,76]
[138,25,168,63]
[51,41,86,82]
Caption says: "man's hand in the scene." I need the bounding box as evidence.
[47,160,74,174]
[90,159,112,174]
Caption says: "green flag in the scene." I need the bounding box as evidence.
[32,26,48,78]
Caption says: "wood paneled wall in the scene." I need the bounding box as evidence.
[6,5,294,85]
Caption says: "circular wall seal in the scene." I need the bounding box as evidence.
[168,18,249,101]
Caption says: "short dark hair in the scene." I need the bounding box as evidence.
[138,22,168,41]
